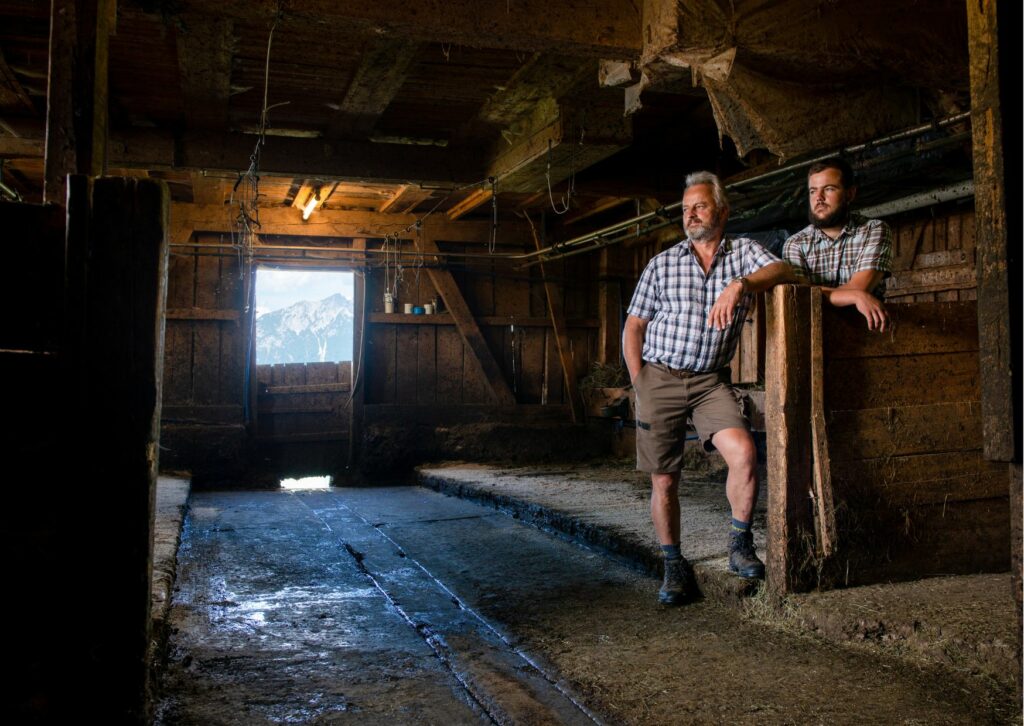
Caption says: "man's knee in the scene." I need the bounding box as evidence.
[651,472,679,495]
[712,428,757,469]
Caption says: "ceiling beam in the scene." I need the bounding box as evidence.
[327,40,419,139]
[169,203,528,245]
[487,102,632,194]
[177,1,641,59]
[101,129,480,185]
[0,129,485,186]
[446,188,492,220]
[44,0,115,203]
[378,184,434,213]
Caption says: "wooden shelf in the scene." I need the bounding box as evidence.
[368,313,599,327]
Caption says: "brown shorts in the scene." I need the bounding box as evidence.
[632,363,748,473]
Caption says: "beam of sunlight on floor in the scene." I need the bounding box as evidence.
[280,476,332,490]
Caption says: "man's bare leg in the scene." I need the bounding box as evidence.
[711,427,758,521]
[650,471,681,545]
[710,427,764,578]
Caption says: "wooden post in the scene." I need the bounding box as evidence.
[597,246,623,365]
[65,175,169,720]
[809,287,837,557]
[413,232,516,406]
[348,238,367,471]
[44,0,114,204]
[967,0,1021,656]
[529,225,585,422]
[765,285,816,594]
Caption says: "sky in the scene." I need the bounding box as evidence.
[255,269,354,317]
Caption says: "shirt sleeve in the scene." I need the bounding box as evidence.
[853,220,893,277]
[626,257,660,320]
[782,234,809,282]
[742,238,782,276]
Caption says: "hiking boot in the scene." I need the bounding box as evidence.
[658,557,691,605]
[728,530,765,579]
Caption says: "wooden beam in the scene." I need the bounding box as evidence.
[413,232,516,406]
[487,103,631,194]
[379,184,434,213]
[808,287,837,558]
[0,136,43,159]
[562,196,633,226]
[528,220,585,422]
[597,245,623,364]
[175,16,234,130]
[104,129,479,186]
[169,203,527,245]
[44,0,115,204]
[968,0,1019,463]
[328,40,419,138]
[471,54,592,132]
[446,188,493,220]
[179,1,641,59]
[765,285,815,594]
[166,308,240,322]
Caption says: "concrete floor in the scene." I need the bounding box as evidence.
[154,485,1019,724]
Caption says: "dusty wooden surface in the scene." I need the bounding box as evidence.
[765,285,815,594]
[968,0,1018,464]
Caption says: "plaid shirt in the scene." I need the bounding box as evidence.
[783,214,893,298]
[627,236,780,372]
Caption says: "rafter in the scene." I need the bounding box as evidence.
[169,203,528,246]
[177,0,641,58]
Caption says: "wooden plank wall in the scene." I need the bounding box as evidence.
[160,234,249,478]
[256,361,352,442]
[886,206,977,303]
[363,243,599,407]
[162,235,248,425]
[818,300,1008,584]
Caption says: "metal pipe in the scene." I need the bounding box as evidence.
[528,112,972,265]
[858,180,974,218]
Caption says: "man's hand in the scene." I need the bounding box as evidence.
[839,289,890,332]
[824,270,890,332]
[708,279,745,331]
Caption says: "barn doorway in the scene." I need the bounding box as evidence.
[253,268,357,484]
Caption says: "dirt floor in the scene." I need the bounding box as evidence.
[155,485,1019,725]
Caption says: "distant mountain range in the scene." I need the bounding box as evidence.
[256,293,354,364]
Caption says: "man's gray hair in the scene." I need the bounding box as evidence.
[684,171,729,210]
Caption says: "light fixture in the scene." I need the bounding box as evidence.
[301,187,322,220]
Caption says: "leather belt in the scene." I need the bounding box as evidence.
[650,362,702,380]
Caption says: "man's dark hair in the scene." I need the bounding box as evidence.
[807,157,856,188]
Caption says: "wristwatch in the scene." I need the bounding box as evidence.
[730,276,749,293]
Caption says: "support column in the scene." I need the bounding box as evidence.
[66,175,169,721]
[764,285,815,594]
[44,0,114,204]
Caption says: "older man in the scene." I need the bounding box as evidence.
[623,171,793,605]
[783,157,892,331]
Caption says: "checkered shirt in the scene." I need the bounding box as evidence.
[627,236,781,372]
[783,214,893,298]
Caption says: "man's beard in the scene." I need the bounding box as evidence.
[810,199,851,229]
[686,215,724,243]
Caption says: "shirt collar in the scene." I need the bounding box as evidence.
[673,236,733,258]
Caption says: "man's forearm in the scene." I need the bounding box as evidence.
[744,261,796,293]
[622,317,647,380]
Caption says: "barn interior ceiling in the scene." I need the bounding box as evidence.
[0,0,974,237]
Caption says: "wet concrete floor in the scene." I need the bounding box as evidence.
[156,487,1017,724]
